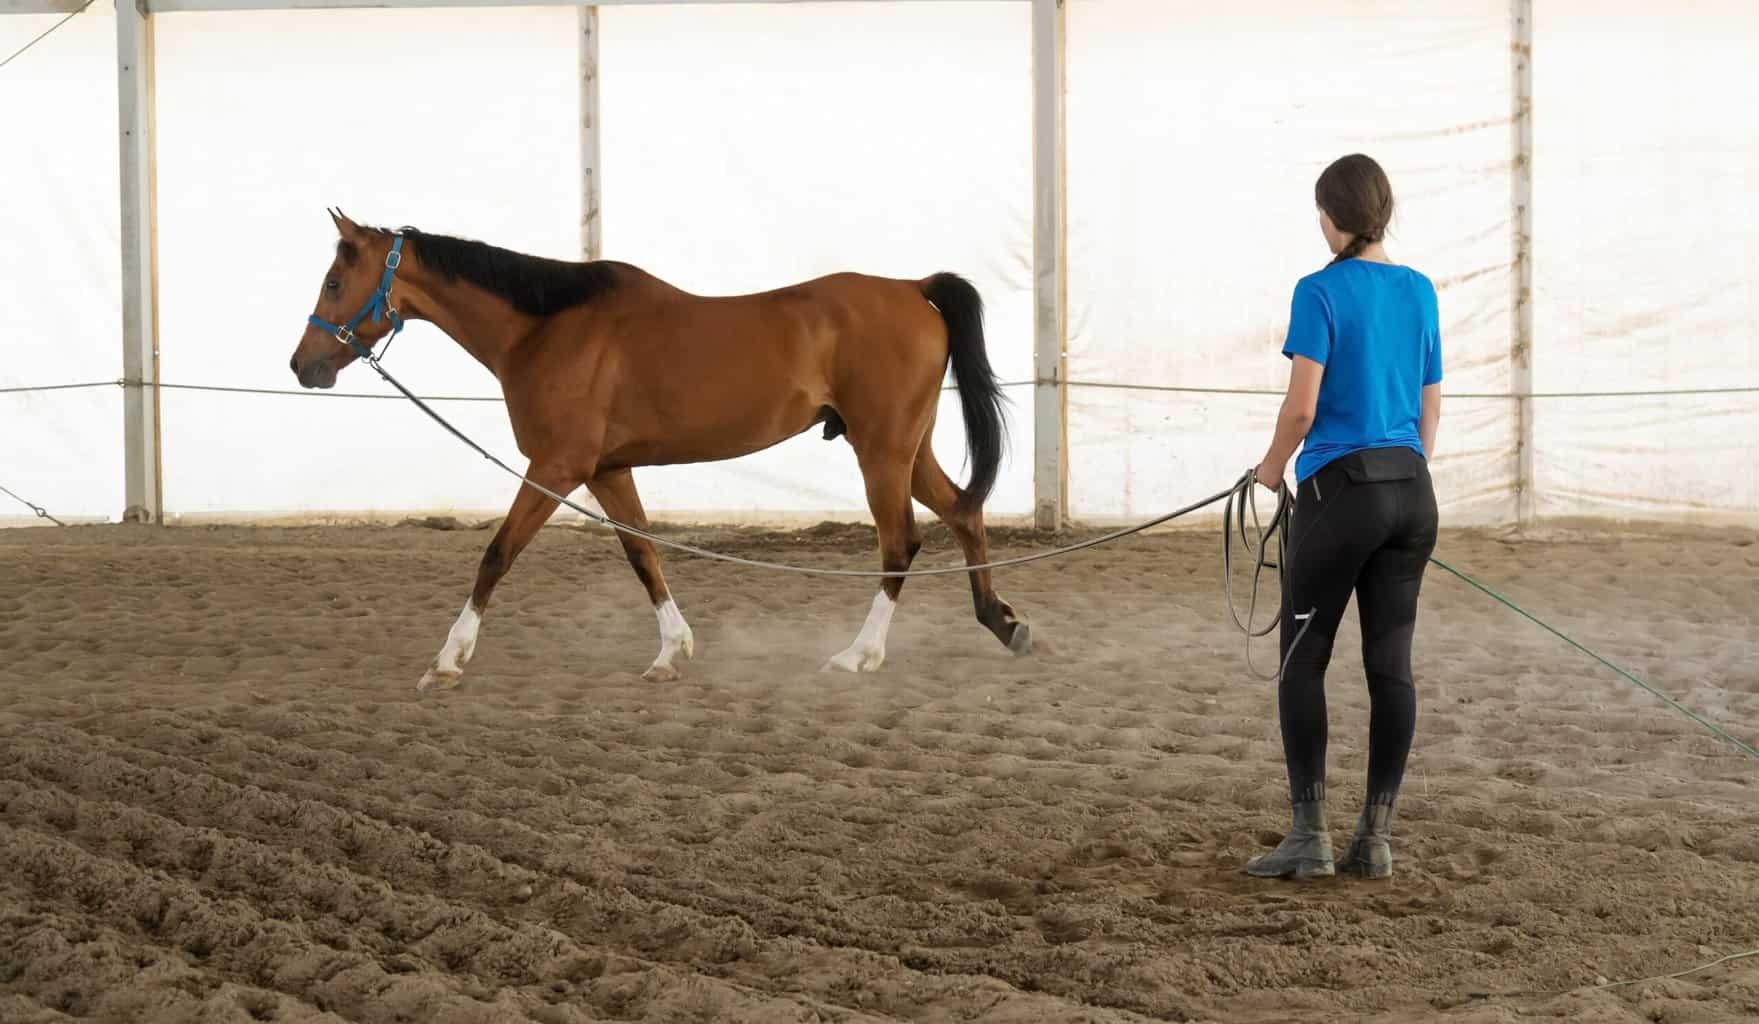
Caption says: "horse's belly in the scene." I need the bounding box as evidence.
[599,391,827,469]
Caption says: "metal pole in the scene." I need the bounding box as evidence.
[1031,0,1066,531]
[118,0,163,523]
[1512,0,1534,527]
[579,5,602,260]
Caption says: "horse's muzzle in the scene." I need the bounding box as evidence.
[293,356,337,390]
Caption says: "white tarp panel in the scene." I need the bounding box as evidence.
[4,2,1755,529]
[151,9,586,520]
[150,3,1026,522]
[1065,0,1517,526]
[0,11,121,524]
[595,2,1033,520]
[1530,0,1759,525]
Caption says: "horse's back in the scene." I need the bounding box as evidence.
[613,268,945,360]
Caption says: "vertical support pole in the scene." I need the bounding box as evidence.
[1031,0,1067,531]
[579,6,602,261]
[1511,0,1535,527]
[118,0,162,524]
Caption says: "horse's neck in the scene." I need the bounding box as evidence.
[410,278,530,376]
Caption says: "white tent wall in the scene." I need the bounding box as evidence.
[0,11,122,525]
[152,9,584,520]
[1530,0,1759,525]
[594,2,1034,521]
[5,1,1757,530]
[1064,0,1517,527]
[144,3,1030,523]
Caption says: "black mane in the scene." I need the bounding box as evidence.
[383,226,626,316]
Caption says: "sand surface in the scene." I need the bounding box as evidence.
[1,520,1756,1023]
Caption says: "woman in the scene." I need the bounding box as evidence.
[1245,153,1442,881]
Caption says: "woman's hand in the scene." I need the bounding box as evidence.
[1255,459,1287,491]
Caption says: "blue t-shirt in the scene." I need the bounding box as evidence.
[1281,259,1442,483]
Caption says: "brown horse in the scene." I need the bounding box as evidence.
[290,211,1030,692]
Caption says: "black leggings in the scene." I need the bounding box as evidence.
[1278,446,1438,808]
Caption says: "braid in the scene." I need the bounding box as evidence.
[1329,233,1373,265]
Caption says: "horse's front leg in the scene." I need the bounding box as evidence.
[586,468,693,681]
[418,466,574,694]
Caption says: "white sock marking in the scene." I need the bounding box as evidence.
[646,598,694,679]
[826,591,896,673]
[435,601,480,676]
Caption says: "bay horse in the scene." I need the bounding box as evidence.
[290,210,1031,692]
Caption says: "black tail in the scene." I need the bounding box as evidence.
[920,272,1006,511]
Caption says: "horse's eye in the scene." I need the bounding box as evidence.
[325,278,340,293]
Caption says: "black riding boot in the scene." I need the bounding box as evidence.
[1245,800,1334,880]
[1338,800,1394,879]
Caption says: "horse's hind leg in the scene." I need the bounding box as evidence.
[824,444,919,673]
[911,443,1031,655]
[419,464,574,694]
[586,468,694,682]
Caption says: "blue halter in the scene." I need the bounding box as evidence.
[308,233,406,361]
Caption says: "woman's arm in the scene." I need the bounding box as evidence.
[1255,355,1324,488]
[1419,382,1441,457]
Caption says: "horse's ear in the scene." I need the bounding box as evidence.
[328,207,362,238]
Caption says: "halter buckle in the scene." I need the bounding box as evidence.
[384,249,402,270]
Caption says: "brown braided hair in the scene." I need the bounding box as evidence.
[1316,154,1394,266]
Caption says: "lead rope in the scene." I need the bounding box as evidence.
[333,331,1274,576]
[345,339,1313,679]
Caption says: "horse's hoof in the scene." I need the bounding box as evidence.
[417,666,463,695]
[822,648,884,673]
[643,663,681,683]
[1007,622,1033,656]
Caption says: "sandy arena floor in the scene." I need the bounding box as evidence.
[1,520,1755,1023]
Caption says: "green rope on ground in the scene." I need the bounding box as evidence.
[1428,556,1758,761]
[1590,947,1759,991]
[1468,945,1759,1003]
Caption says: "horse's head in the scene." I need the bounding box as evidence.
[290,209,404,389]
